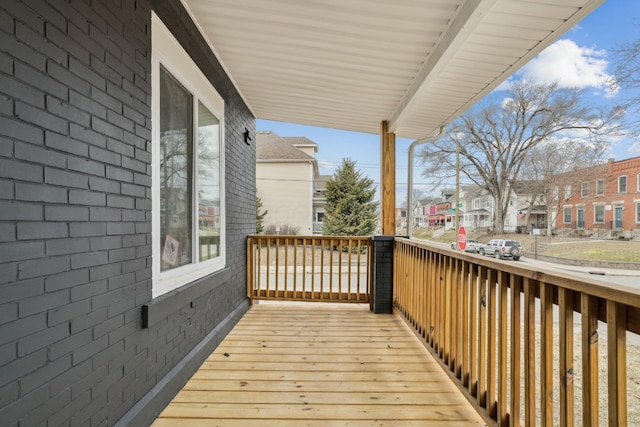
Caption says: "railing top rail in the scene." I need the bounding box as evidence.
[394,236,640,309]
[249,235,372,240]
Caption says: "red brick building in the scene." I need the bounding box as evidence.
[558,156,640,237]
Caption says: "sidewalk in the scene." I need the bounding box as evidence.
[522,256,640,277]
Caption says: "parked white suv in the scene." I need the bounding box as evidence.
[479,239,522,260]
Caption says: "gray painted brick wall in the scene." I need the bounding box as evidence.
[0,0,255,425]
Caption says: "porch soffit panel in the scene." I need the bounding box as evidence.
[182,0,604,140]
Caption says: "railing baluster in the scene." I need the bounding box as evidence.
[451,257,459,372]
[293,237,298,297]
[607,300,627,426]
[581,293,599,426]
[478,265,487,408]
[540,282,553,426]
[458,259,468,381]
[438,253,446,359]
[266,236,271,294]
[559,287,574,427]
[247,237,254,303]
[510,274,522,427]
[311,238,316,299]
[428,251,436,346]
[469,263,478,397]
[329,238,334,298]
[487,268,497,418]
[301,237,306,299]
[524,277,536,427]
[282,237,289,297]
[356,240,361,298]
[498,271,508,426]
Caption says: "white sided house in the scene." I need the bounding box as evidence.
[256,131,319,235]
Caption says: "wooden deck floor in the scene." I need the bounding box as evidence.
[152,304,486,426]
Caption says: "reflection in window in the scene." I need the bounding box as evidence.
[158,68,222,272]
[197,101,220,262]
[159,68,193,271]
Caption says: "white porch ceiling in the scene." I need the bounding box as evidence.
[183,0,604,140]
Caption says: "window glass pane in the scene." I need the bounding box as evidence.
[197,101,221,262]
[619,176,627,193]
[595,206,604,222]
[159,68,193,271]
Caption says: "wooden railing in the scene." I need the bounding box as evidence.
[247,235,372,304]
[393,237,640,426]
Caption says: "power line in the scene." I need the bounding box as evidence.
[256,177,444,186]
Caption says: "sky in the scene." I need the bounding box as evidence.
[257,0,640,204]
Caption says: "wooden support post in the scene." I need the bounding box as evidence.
[380,121,396,235]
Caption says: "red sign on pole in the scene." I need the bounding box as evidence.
[457,226,467,251]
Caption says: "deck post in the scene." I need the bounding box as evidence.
[380,121,396,235]
[371,235,395,313]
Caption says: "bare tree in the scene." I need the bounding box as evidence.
[518,139,607,237]
[418,80,622,233]
[611,34,640,136]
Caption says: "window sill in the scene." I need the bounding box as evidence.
[142,267,232,328]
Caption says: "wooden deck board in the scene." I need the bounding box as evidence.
[153,304,486,426]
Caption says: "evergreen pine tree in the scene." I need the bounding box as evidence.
[256,196,268,234]
[323,158,378,236]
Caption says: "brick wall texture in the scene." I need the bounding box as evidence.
[0,1,256,425]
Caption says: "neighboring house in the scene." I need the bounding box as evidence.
[395,208,407,230]
[460,186,492,232]
[435,188,459,230]
[256,131,319,235]
[510,181,547,232]
[555,156,640,237]
[313,175,330,234]
[458,183,544,233]
[411,197,440,228]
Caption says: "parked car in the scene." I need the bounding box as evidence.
[450,238,482,253]
[479,239,522,260]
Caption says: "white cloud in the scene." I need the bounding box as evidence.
[317,159,338,174]
[499,39,618,97]
[629,141,640,154]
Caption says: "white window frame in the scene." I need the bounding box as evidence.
[618,175,627,194]
[594,204,605,224]
[151,13,226,297]
[596,179,604,196]
[581,182,588,198]
[564,184,571,200]
[563,206,572,224]
[636,200,640,223]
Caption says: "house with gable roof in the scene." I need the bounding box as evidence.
[256,131,325,235]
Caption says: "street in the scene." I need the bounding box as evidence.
[519,256,640,288]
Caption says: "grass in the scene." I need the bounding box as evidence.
[541,241,640,263]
